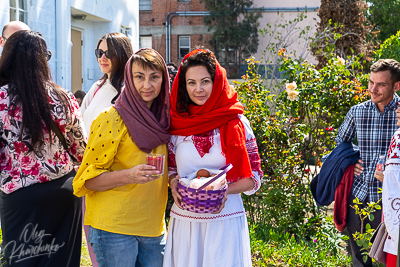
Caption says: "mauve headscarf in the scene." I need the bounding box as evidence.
[114,48,170,153]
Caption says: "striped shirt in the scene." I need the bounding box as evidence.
[335,94,400,203]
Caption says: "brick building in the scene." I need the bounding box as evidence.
[139,0,213,66]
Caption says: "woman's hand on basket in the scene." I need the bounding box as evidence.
[128,164,160,184]
[212,190,228,214]
[170,175,183,209]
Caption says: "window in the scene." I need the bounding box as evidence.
[179,36,190,58]
[121,25,131,37]
[10,0,28,23]
[218,48,236,64]
[178,0,191,2]
[139,36,152,49]
[139,0,151,10]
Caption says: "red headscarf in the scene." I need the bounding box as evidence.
[169,49,252,182]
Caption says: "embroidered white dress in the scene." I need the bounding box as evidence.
[163,115,262,267]
[383,128,400,255]
[80,79,118,136]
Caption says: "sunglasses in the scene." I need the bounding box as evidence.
[95,49,110,59]
[2,36,6,42]
[46,50,52,61]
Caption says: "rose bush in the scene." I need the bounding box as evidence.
[235,44,370,265]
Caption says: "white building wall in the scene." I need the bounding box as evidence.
[253,0,320,64]
[0,0,139,92]
[69,0,139,92]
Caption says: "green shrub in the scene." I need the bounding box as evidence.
[235,51,369,241]
[374,29,400,62]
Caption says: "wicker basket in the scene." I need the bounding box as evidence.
[177,164,232,213]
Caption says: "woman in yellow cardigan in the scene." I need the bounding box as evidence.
[73,48,170,267]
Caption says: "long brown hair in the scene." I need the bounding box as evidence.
[0,30,71,151]
[97,32,133,103]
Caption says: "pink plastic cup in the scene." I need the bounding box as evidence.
[146,153,165,177]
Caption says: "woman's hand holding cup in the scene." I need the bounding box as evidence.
[129,164,160,184]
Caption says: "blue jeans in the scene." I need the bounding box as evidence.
[88,226,166,267]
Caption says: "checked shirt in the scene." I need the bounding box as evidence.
[335,94,400,203]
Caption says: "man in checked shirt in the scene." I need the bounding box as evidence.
[336,59,400,267]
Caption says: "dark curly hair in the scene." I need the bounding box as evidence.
[176,49,216,113]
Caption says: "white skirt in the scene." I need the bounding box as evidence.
[163,214,252,267]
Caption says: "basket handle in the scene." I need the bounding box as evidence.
[197,164,233,191]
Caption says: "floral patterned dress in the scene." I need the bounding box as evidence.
[0,85,86,193]
[0,84,86,267]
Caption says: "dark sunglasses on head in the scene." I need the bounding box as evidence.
[46,50,52,61]
[2,36,6,42]
[95,49,110,59]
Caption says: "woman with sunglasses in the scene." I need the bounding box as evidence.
[80,32,133,136]
[0,31,86,266]
[79,32,132,266]
[73,48,170,267]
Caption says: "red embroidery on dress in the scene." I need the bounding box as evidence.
[167,141,177,173]
[191,131,214,158]
[388,138,396,155]
[246,138,263,177]
[392,152,399,159]
[171,209,244,220]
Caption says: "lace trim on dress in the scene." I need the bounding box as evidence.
[170,209,244,220]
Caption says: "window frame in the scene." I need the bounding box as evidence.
[10,0,28,23]
[139,0,152,11]
[178,36,191,59]
[139,36,153,49]
[121,25,132,38]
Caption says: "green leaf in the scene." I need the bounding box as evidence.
[369,214,375,222]
[363,255,368,263]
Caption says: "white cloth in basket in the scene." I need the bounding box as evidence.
[179,169,227,190]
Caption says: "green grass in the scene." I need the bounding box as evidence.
[80,230,92,266]
[250,224,352,267]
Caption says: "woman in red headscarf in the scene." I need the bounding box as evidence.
[164,49,263,266]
